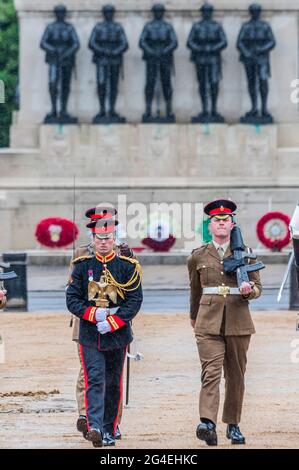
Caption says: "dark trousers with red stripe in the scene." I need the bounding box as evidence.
[80,345,126,435]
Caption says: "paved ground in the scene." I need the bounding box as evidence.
[28,287,290,313]
[0,311,299,449]
[28,263,286,291]
[26,263,290,312]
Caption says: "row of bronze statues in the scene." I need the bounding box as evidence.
[40,3,276,125]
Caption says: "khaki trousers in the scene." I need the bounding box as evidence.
[196,331,250,425]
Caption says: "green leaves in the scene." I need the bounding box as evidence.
[0,0,18,147]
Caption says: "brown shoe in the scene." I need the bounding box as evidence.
[86,428,103,448]
[76,415,88,440]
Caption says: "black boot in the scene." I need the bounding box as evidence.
[115,425,122,440]
[226,424,246,444]
[196,421,217,446]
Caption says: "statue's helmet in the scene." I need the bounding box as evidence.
[200,3,214,13]
[102,4,116,14]
[151,3,166,13]
[249,3,262,14]
[54,4,67,14]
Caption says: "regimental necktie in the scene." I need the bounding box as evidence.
[218,246,225,260]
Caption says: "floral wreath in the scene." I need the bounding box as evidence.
[142,235,176,252]
[35,217,79,248]
[256,211,290,251]
[141,214,176,252]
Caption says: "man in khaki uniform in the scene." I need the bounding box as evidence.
[187,199,262,446]
[70,241,93,439]
[70,205,133,442]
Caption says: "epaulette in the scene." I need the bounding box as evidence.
[118,255,140,266]
[75,243,94,256]
[191,243,209,255]
[79,243,94,254]
[72,255,93,264]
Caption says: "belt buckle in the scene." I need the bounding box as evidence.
[218,285,230,298]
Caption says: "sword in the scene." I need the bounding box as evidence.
[125,344,130,406]
[72,174,76,260]
[125,339,144,406]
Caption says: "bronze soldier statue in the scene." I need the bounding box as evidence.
[89,4,128,124]
[40,4,80,124]
[139,3,178,123]
[187,3,227,123]
[237,3,276,124]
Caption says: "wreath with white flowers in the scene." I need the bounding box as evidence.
[256,211,290,251]
[140,213,176,252]
[35,218,79,248]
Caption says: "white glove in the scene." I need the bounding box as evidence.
[95,308,109,323]
[97,320,112,335]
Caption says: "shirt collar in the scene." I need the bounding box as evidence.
[212,240,230,253]
[96,251,116,263]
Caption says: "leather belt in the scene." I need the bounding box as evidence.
[203,286,240,297]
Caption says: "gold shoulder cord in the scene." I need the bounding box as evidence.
[103,258,142,300]
[72,255,93,265]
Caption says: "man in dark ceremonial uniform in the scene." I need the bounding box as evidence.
[71,206,134,442]
[66,215,142,448]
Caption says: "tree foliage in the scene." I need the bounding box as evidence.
[0,0,18,147]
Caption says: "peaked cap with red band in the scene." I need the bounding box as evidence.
[91,217,119,238]
[85,205,118,229]
[204,199,237,219]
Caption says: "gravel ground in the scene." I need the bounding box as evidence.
[1,310,299,449]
